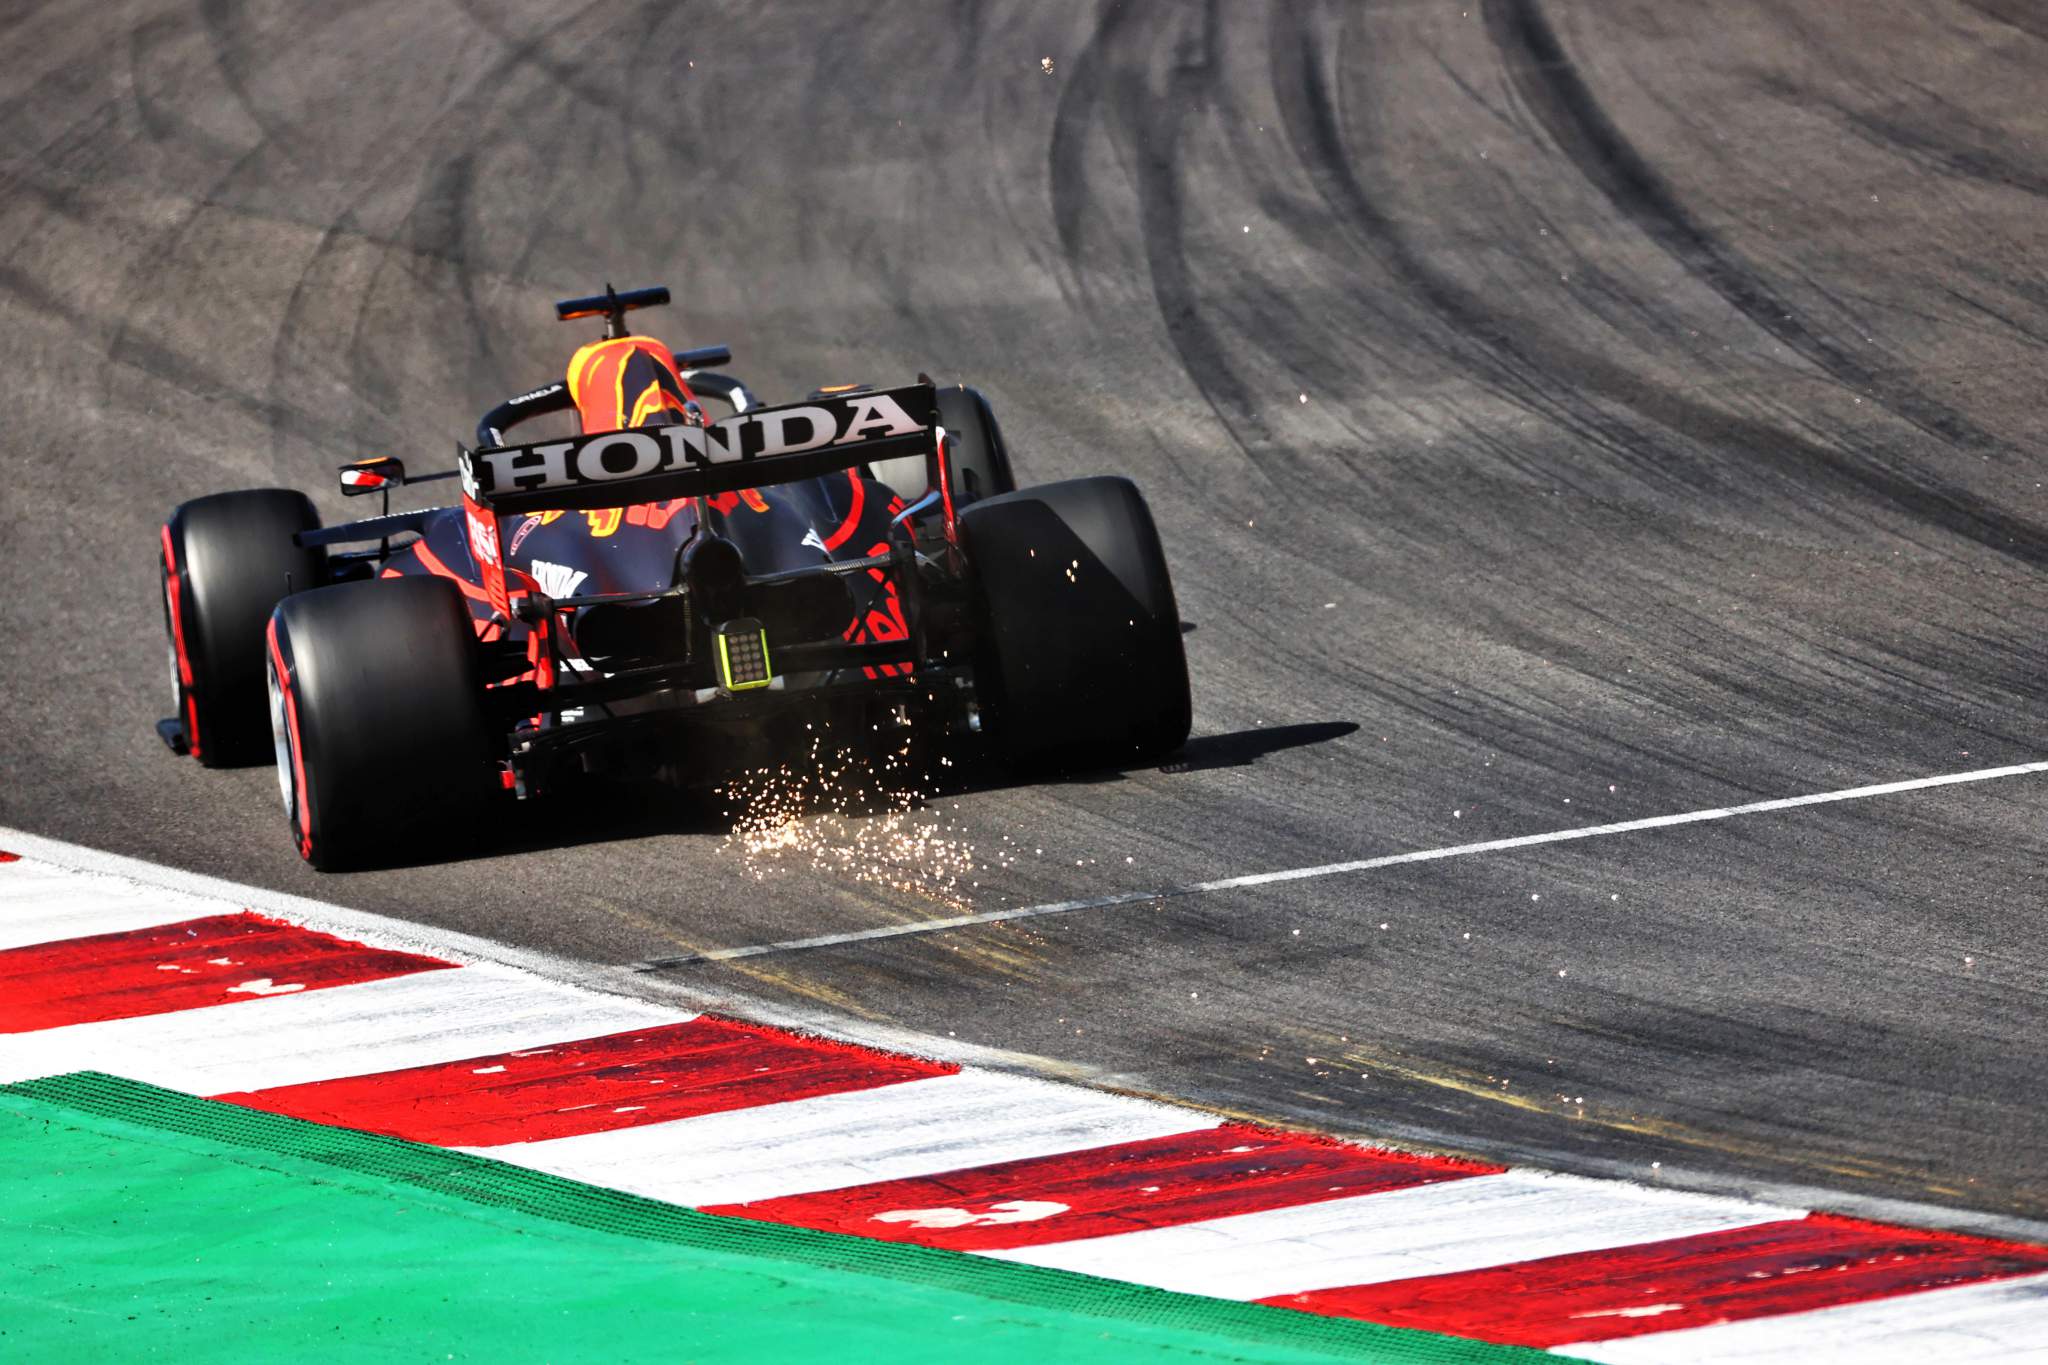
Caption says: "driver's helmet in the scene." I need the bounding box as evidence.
[566,335,696,434]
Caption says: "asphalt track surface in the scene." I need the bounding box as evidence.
[3,1,2046,1232]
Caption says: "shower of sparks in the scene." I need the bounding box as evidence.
[718,739,978,910]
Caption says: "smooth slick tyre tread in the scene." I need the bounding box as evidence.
[161,489,324,768]
[268,576,495,870]
[960,476,1191,770]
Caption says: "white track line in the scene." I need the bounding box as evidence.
[471,1069,1218,1207]
[992,1169,1790,1301]
[1562,1268,2048,1363]
[642,760,2048,966]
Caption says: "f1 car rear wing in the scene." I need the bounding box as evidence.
[453,381,943,629]
[458,382,939,516]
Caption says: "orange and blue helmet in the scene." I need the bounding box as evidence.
[565,335,698,434]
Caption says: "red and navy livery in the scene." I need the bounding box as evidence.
[157,285,1191,868]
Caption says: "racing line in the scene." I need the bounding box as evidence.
[637,759,2048,967]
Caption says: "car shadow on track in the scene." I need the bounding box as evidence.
[1157,721,1358,774]
[500,720,1365,845]
[323,778,728,872]
[1018,721,1362,785]
[320,723,1359,871]
[488,779,726,857]
[931,719,1362,797]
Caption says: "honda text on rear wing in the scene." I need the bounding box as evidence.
[458,383,940,514]
[452,382,945,625]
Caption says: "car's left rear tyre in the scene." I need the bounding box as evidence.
[160,489,323,766]
[266,576,496,870]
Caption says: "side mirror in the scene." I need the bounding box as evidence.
[674,344,733,371]
[340,456,406,496]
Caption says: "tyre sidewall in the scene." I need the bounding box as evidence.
[935,385,1017,506]
[868,384,1018,506]
[163,489,322,766]
[268,577,495,869]
[961,476,1191,767]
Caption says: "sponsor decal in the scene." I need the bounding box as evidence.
[627,499,691,530]
[870,1202,1070,1231]
[465,386,929,500]
[461,487,511,617]
[465,504,501,568]
[512,502,689,545]
[842,537,912,678]
[505,512,549,557]
[528,560,589,599]
[708,489,771,516]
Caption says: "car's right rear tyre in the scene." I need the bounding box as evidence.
[266,576,496,870]
[959,476,1191,769]
[869,383,1017,507]
[934,384,1017,506]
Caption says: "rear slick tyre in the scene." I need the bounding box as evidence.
[934,384,1017,506]
[959,476,1191,770]
[160,489,323,766]
[868,383,1017,507]
[266,576,495,870]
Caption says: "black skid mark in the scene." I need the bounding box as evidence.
[1778,76,2048,203]
[407,152,503,403]
[1483,0,2004,455]
[1959,0,2048,44]
[1264,0,2048,571]
[197,0,322,168]
[1047,0,1274,464]
[1262,0,1657,489]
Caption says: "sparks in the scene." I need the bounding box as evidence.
[716,744,978,909]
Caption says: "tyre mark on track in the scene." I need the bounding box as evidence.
[1265,1,1691,486]
[409,152,504,403]
[124,14,243,160]
[197,0,327,169]
[1482,0,2004,455]
[1810,96,2048,203]
[1266,0,2048,573]
[1960,0,2048,43]
[1048,0,1269,460]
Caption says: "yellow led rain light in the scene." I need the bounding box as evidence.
[716,619,773,692]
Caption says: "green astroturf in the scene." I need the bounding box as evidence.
[0,1072,1568,1363]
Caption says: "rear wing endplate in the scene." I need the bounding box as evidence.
[458,383,938,517]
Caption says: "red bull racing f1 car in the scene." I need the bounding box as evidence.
[157,286,1191,868]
